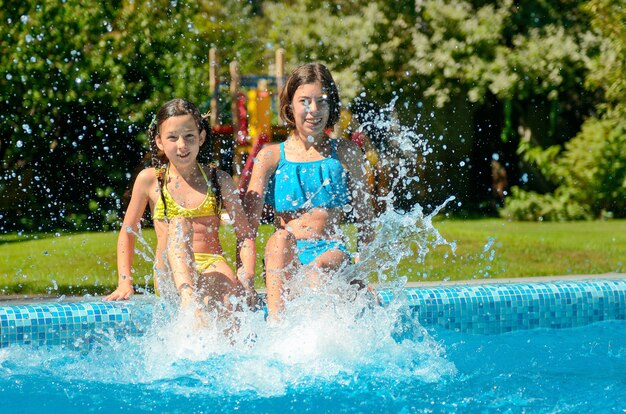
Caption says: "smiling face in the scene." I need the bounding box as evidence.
[156,114,205,168]
[291,82,330,139]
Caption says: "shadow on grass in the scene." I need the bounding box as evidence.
[0,233,64,245]
[0,283,151,297]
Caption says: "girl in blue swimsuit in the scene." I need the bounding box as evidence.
[244,63,374,321]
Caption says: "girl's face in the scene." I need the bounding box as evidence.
[291,81,330,139]
[156,114,205,168]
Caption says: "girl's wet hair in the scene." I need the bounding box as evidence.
[279,63,341,129]
[147,98,220,218]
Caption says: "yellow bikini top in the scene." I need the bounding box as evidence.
[153,164,220,220]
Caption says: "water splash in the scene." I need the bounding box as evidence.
[0,286,455,400]
[0,95,467,402]
[344,196,456,289]
[0,190,459,400]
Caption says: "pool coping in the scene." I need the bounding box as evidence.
[403,272,625,287]
[1,272,623,304]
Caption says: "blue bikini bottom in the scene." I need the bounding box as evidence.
[295,239,349,266]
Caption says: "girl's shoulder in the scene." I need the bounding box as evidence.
[136,167,159,184]
[257,142,281,157]
[334,137,358,150]
[254,142,282,168]
[131,167,160,199]
[202,164,235,189]
[213,166,234,182]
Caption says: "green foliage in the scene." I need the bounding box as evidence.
[501,116,626,220]
[585,0,626,117]
[263,0,386,100]
[0,0,261,232]
[2,1,134,230]
[1,0,624,229]
[499,187,593,221]
[501,0,626,221]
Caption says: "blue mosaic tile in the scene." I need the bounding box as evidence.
[384,279,626,334]
[0,301,144,349]
[1,279,625,346]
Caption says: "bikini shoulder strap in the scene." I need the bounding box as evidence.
[210,165,222,212]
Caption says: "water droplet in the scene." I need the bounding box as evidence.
[520,173,529,184]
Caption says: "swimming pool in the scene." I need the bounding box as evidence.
[1,276,625,412]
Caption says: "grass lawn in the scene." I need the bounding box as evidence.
[0,219,624,296]
[423,219,625,281]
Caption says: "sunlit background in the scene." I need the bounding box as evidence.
[2,0,624,233]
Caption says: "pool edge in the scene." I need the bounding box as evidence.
[1,276,625,347]
[1,272,624,303]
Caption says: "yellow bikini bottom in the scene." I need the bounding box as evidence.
[153,253,227,295]
[193,253,227,273]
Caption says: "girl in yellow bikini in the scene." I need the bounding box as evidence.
[105,98,257,314]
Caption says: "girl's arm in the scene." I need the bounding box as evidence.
[104,169,153,301]
[217,170,257,293]
[242,144,280,233]
[339,140,375,255]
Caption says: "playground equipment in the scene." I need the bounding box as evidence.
[206,48,288,193]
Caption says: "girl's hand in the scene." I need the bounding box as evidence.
[244,288,260,310]
[104,284,135,301]
[237,283,259,310]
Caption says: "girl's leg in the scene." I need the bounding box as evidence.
[313,249,378,304]
[196,261,244,337]
[166,216,197,307]
[264,229,298,320]
[308,248,349,287]
[310,249,348,272]
[195,260,240,313]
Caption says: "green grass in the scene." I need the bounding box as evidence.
[1,220,624,296]
[0,226,273,296]
[420,219,625,281]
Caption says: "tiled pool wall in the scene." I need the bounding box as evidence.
[382,279,626,334]
[1,279,625,348]
[0,299,152,349]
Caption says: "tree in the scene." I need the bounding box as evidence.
[500,0,626,220]
[1,0,620,229]
[260,0,600,214]
[0,0,261,231]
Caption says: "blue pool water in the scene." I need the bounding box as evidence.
[1,279,625,413]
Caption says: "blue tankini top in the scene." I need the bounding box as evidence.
[266,140,350,212]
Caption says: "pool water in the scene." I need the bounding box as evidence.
[1,320,624,412]
[434,320,626,412]
[1,280,625,413]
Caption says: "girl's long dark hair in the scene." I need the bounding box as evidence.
[147,98,221,219]
[279,63,341,129]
